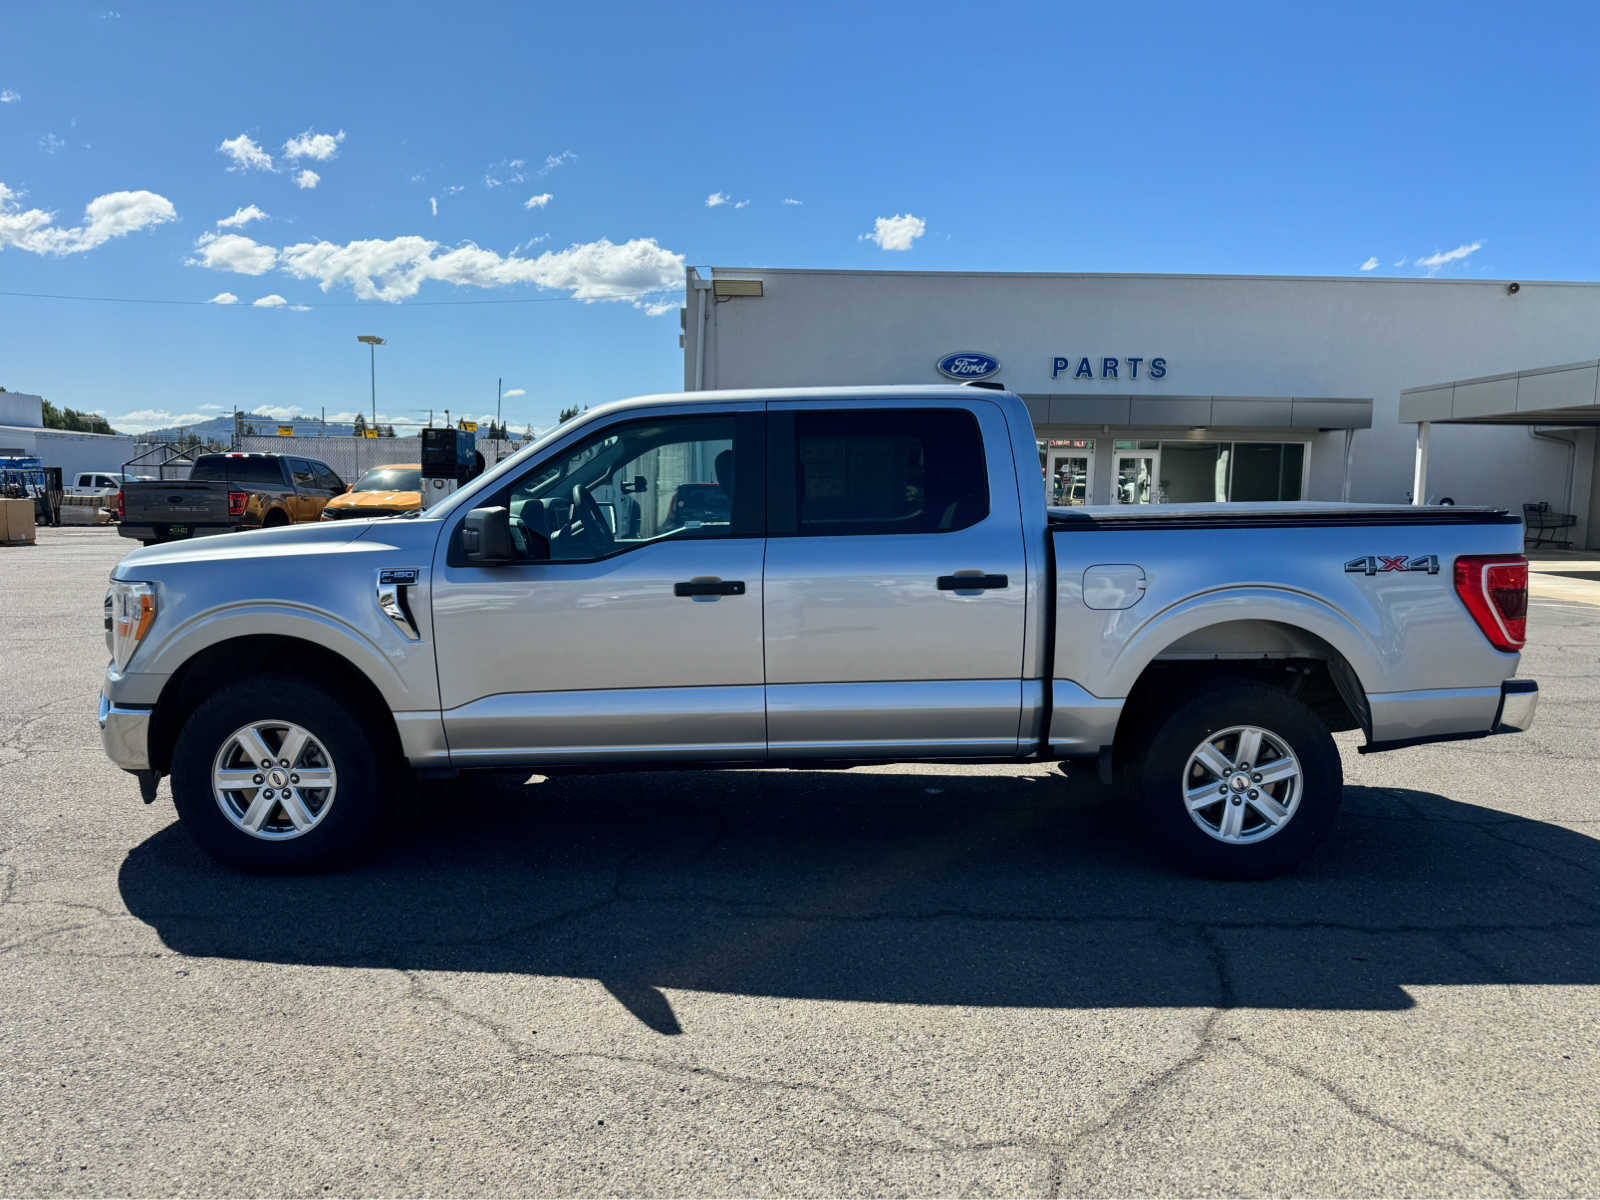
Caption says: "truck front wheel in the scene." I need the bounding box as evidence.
[1130,682,1342,879]
[169,677,380,872]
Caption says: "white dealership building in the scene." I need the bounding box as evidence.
[681,267,1600,548]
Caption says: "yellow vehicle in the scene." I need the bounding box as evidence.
[320,463,423,520]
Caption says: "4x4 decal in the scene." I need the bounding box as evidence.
[1344,554,1440,576]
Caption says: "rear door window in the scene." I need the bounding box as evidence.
[784,408,989,536]
[289,459,318,490]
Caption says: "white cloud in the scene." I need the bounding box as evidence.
[0,182,177,255]
[114,409,212,433]
[429,196,437,216]
[1359,256,1379,272]
[539,151,575,175]
[705,191,729,207]
[442,184,465,196]
[1394,257,1408,267]
[207,291,239,304]
[502,387,527,398]
[39,132,65,155]
[283,128,345,160]
[734,199,750,209]
[254,404,310,419]
[276,232,684,306]
[523,192,552,209]
[782,197,802,205]
[1416,241,1483,273]
[253,294,288,307]
[484,158,527,189]
[294,168,320,189]
[198,403,226,410]
[862,212,926,251]
[189,232,277,274]
[1,90,20,104]
[219,133,273,172]
[639,299,677,317]
[216,204,267,229]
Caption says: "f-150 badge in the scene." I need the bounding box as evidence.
[1344,554,1440,576]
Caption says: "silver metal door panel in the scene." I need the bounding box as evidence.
[432,538,765,758]
[767,680,1024,757]
[443,685,766,764]
[763,398,1028,753]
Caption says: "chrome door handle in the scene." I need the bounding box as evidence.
[937,573,1008,591]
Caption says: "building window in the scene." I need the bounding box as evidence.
[1111,439,1305,504]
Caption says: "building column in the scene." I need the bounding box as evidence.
[1411,421,1431,505]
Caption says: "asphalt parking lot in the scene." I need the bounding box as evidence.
[3,527,1598,1197]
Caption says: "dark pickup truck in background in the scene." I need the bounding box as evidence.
[117,453,346,545]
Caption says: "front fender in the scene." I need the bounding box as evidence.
[113,598,439,712]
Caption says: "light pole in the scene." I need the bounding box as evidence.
[357,335,385,431]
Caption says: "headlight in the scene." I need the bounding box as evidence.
[107,580,157,670]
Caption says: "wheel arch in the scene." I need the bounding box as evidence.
[1109,615,1373,769]
[148,634,405,776]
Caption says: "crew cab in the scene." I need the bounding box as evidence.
[117,453,345,545]
[98,387,1537,876]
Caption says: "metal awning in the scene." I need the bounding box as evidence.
[1401,359,1600,426]
[1022,393,1372,431]
[1401,359,1600,505]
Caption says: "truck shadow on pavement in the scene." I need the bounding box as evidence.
[118,772,1600,1034]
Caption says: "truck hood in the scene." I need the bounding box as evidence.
[112,517,441,578]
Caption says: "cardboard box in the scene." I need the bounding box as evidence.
[1,497,36,544]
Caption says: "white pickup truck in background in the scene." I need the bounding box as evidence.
[99,386,1538,878]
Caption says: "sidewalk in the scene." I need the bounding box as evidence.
[1526,549,1600,607]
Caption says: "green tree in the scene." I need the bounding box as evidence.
[39,397,117,435]
[243,424,258,437]
[352,413,368,435]
[379,424,396,437]
[558,404,586,423]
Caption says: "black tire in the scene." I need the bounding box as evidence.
[169,677,381,872]
[261,510,290,528]
[1129,681,1342,879]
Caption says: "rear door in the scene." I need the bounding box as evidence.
[762,398,1029,757]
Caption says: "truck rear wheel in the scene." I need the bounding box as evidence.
[1129,681,1342,879]
[169,677,380,872]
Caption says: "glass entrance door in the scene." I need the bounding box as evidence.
[1049,453,1092,506]
[1115,451,1158,505]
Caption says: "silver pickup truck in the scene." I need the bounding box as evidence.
[99,386,1537,877]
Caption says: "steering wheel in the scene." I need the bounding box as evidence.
[569,483,614,555]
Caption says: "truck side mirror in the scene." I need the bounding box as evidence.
[462,506,514,564]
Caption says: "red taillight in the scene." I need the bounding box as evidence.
[1453,555,1528,652]
[227,490,248,518]
[116,490,125,519]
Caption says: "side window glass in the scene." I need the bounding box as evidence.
[289,459,317,489]
[792,409,988,536]
[505,414,747,562]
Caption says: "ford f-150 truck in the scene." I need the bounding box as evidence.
[118,452,346,545]
[99,386,1537,877]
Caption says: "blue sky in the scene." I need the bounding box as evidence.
[3,0,1598,435]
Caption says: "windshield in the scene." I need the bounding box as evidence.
[352,467,421,493]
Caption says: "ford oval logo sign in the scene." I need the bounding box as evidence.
[936,352,1001,381]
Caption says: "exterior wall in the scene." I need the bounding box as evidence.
[688,268,1600,523]
[0,425,137,482]
[0,393,45,427]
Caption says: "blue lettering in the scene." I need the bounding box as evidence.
[1101,357,1118,379]
[1052,356,1070,378]
[1127,356,1142,379]
[1150,357,1167,379]
[1075,356,1094,379]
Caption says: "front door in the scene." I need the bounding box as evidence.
[430,407,767,765]
[762,400,1028,758]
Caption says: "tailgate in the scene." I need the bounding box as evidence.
[122,481,233,525]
